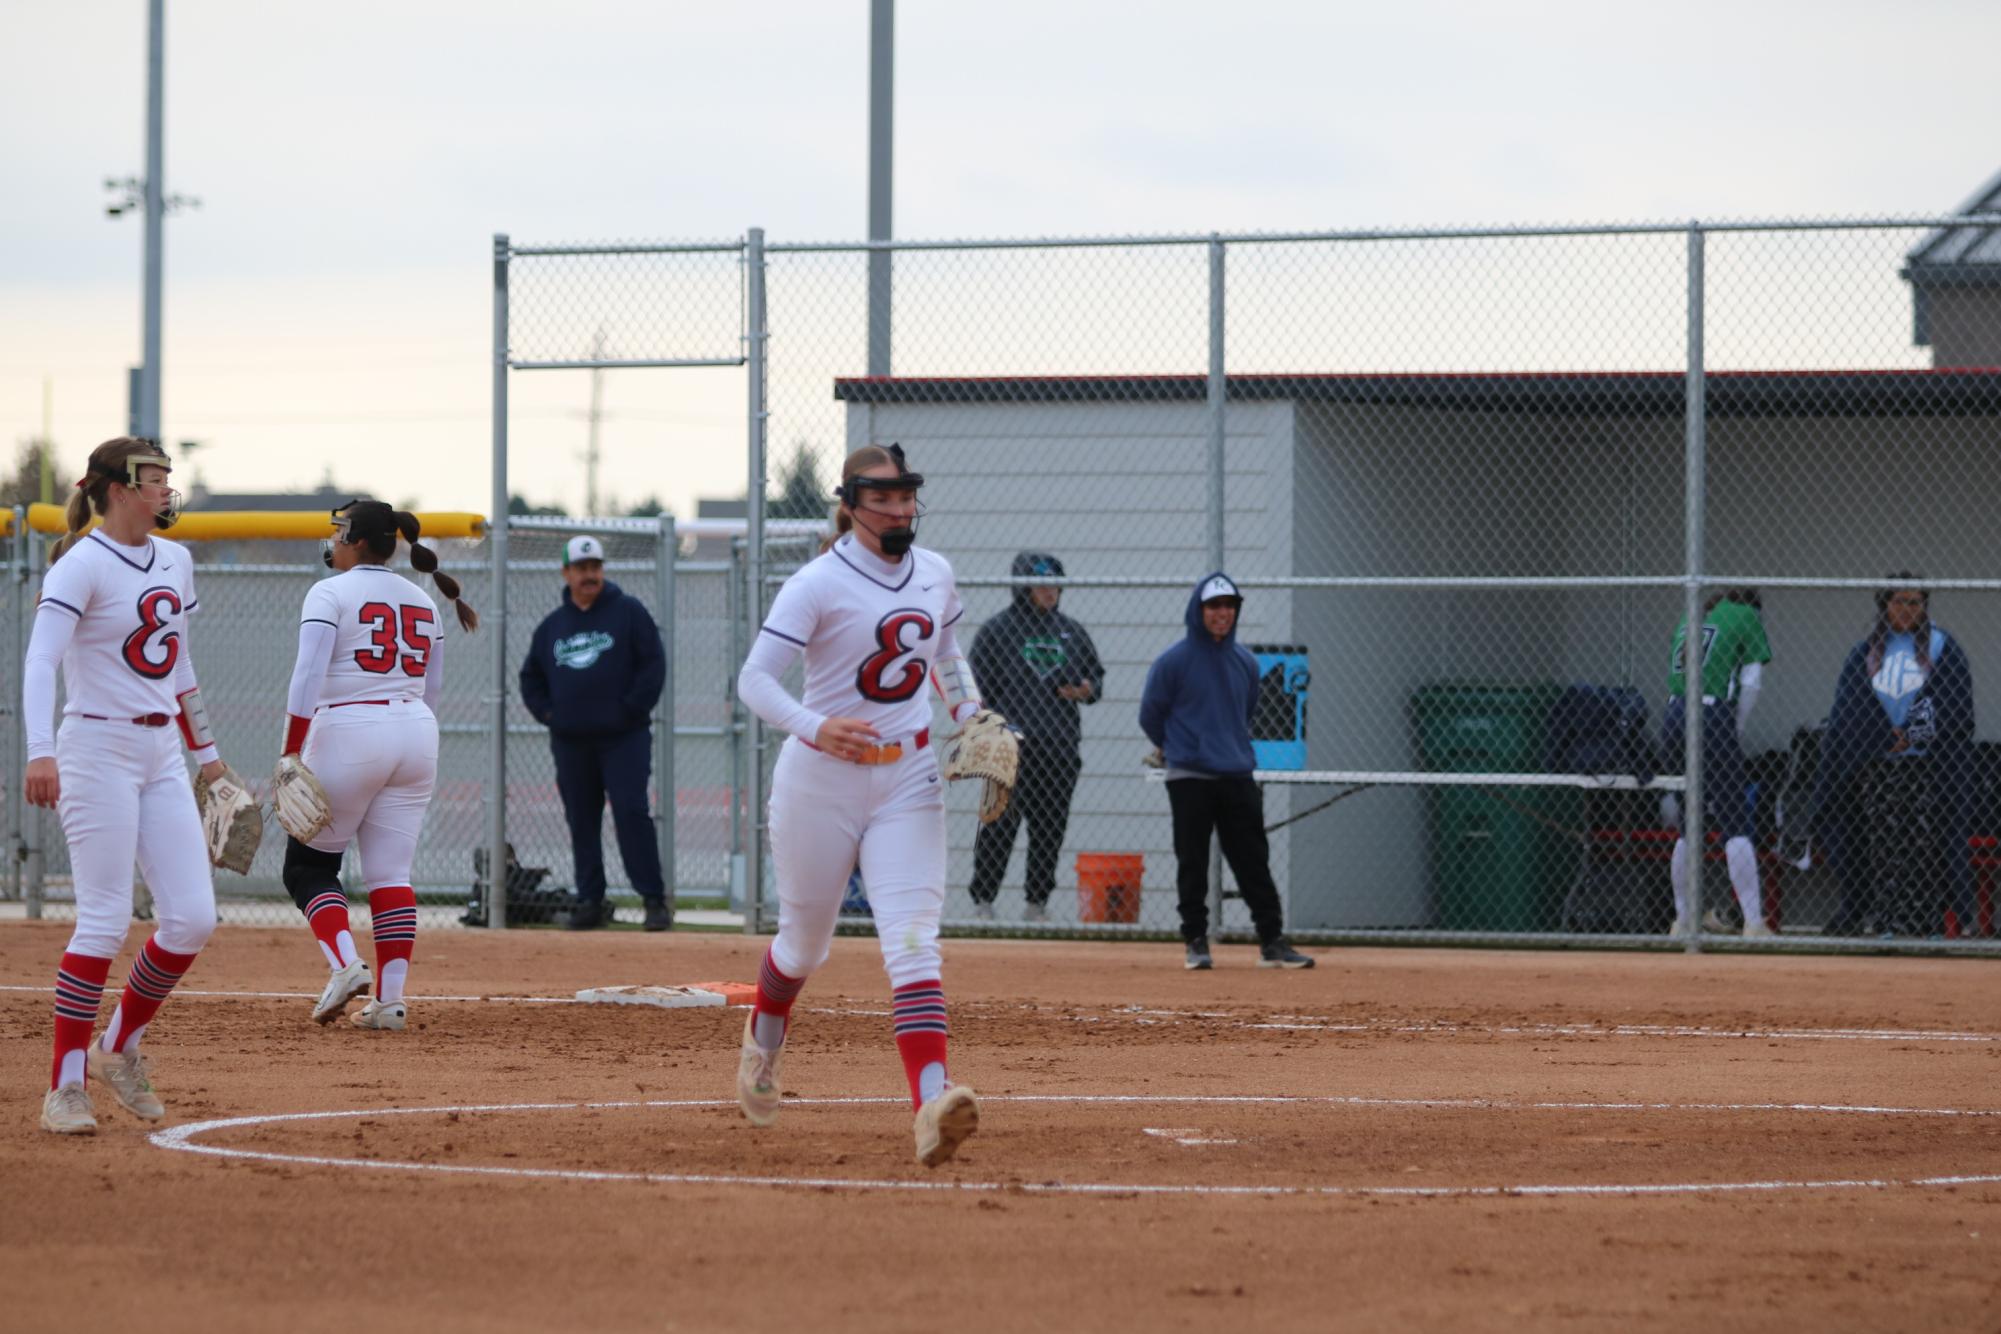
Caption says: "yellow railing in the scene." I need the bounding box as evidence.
[0,506,486,542]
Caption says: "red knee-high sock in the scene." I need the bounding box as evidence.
[101,937,197,1054]
[752,949,805,1050]
[52,952,112,1090]
[368,887,418,1004]
[892,979,949,1110]
[305,891,356,968]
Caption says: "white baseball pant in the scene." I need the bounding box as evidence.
[56,717,217,960]
[766,735,946,990]
[301,699,440,889]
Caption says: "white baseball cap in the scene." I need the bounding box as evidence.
[1197,574,1242,605]
[563,535,605,565]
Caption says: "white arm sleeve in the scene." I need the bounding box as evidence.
[169,625,220,765]
[737,630,827,741]
[423,632,444,714]
[1735,661,1763,733]
[22,604,78,762]
[286,620,338,719]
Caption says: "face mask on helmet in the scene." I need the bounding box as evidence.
[323,500,359,568]
[107,451,181,530]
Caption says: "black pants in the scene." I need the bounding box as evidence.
[1166,775,1286,945]
[970,740,1082,906]
[551,729,665,907]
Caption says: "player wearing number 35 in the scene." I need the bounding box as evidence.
[22,438,243,1134]
[274,500,478,1032]
[734,443,1011,1167]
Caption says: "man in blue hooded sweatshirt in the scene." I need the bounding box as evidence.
[519,536,671,931]
[1139,573,1314,970]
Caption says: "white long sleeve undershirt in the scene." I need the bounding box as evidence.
[285,621,338,719]
[22,605,73,762]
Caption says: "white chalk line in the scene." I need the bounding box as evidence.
[148,1094,2001,1199]
[5,983,1997,1046]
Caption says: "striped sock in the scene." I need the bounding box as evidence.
[892,980,949,1110]
[369,887,418,1004]
[52,952,112,1090]
[101,937,197,1055]
[752,949,805,1052]
[305,891,359,969]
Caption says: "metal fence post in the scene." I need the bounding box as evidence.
[744,226,769,935]
[487,233,511,929]
[6,506,24,904]
[23,526,43,919]
[1207,235,1228,935]
[1681,222,1707,954]
[656,512,677,926]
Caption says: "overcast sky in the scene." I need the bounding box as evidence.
[2,0,1997,520]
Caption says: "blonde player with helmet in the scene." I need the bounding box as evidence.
[22,438,250,1135]
[734,443,1017,1167]
[272,499,478,1030]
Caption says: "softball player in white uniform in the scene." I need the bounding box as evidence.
[277,500,477,1030]
[734,444,983,1166]
[22,439,233,1134]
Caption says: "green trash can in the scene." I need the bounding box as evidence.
[1411,683,1578,933]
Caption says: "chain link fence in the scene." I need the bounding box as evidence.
[503,214,2001,953]
[12,212,2000,954]
[5,516,745,931]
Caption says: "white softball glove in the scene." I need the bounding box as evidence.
[196,764,262,875]
[272,754,334,844]
[940,708,1020,825]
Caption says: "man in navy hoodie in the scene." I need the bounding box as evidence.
[1139,573,1314,970]
[519,536,671,931]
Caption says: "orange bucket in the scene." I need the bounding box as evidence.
[1076,852,1144,924]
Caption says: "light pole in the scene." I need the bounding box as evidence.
[104,0,198,444]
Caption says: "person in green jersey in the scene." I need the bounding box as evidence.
[1662,589,1772,937]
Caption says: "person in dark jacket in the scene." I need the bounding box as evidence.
[518,536,671,931]
[967,552,1105,922]
[1138,573,1313,970]
[1808,575,1976,937]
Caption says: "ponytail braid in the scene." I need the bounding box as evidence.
[395,510,479,631]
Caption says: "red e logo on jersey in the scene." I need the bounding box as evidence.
[122,586,182,680]
[856,608,935,703]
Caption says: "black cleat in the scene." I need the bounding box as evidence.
[1184,938,1213,971]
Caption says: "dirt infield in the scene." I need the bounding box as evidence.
[4,923,2000,1333]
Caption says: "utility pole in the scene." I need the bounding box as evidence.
[584,327,606,514]
[866,0,893,376]
[105,0,197,445]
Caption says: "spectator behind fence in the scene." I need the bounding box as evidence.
[518,536,672,932]
[1139,573,1314,971]
[1807,575,1976,937]
[966,551,1105,923]
[1662,588,1772,937]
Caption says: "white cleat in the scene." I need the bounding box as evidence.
[313,959,373,1025]
[350,999,406,1031]
[737,1013,783,1127]
[1742,920,1775,940]
[40,1082,98,1135]
[914,1084,980,1168]
[88,1043,165,1120]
